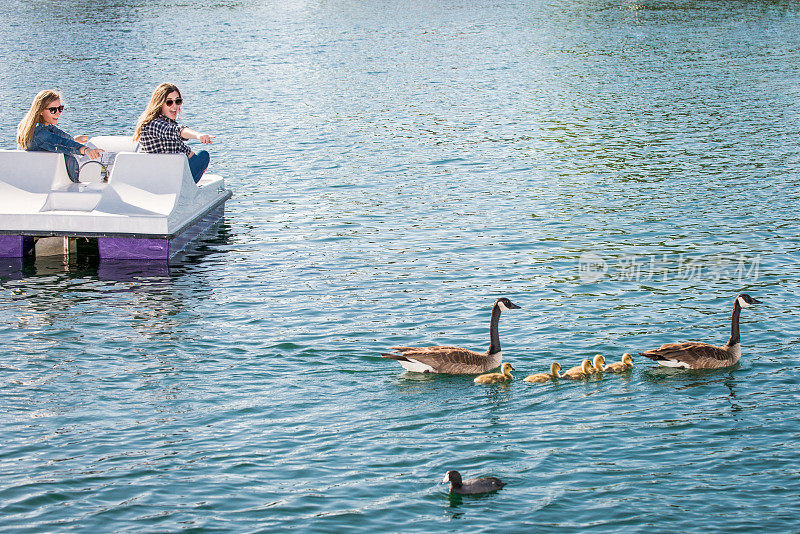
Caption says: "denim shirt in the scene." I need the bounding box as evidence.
[26,123,84,155]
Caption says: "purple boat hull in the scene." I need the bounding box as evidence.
[0,201,227,261]
[0,235,34,257]
[98,203,227,260]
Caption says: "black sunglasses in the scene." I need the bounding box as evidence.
[164,98,183,106]
[47,105,65,114]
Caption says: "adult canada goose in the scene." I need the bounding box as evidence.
[443,470,506,495]
[561,359,593,380]
[604,353,633,373]
[640,294,761,369]
[474,362,514,384]
[589,354,605,374]
[523,362,562,383]
[382,297,521,374]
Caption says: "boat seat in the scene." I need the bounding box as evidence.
[41,183,104,212]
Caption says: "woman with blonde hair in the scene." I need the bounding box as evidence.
[133,83,214,183]
[17,90,102,182]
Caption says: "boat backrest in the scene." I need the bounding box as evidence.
[89,135,140,153]
[0,150,72,193]
[110,152,194,195]
[106,152,195,215]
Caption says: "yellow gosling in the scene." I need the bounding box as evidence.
[590,354,606,374]
[604,353,634,373]
[523,362,562,383]
[474,362,514,384]
[560,359,593,380]
[563,359,587,376]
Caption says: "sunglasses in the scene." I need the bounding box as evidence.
[47,105,65,114]
[164,98,183,106]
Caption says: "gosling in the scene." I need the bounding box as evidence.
[603,353,634,373]
[562,359,588,376]
[474,362,514,384]
[560,359,593,380]
[523,362,561,383]
[589,354,605,374]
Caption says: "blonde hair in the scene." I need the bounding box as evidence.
[133,83,181,141]
[17,90,62,149]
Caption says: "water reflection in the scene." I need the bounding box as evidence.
[723,376,742,413]
[0,224,231,338]
[0,257,25,281]
[97,259,170,280]
[0,222,231,284]
[447,493,464,509]
[641,363,741,387]
[0,225,234,431]
[640,365,743,415]
[445,488,502,511]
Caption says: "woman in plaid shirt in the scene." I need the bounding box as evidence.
[133,83,215,183]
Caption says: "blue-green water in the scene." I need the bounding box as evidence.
[2,1,800,532]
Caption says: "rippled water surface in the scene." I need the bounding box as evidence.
[1,1,800,532]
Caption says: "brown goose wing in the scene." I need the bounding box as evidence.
[383,346,492,374]
[383,346,470,360]
[640,342,729,369]
[388,346,425,353]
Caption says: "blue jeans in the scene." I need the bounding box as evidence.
[188,150,210,183]
[65,154,80,182]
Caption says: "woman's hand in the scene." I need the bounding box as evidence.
[181,127,216,144]
[74,135,89,143]
[81,146,104,159]
[197,133,215,144]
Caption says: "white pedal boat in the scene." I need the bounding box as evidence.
[0,135,232,260]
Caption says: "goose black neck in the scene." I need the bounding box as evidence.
[488,304,502,355]
[728,298,742,347]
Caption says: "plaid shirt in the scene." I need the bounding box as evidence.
[139,115,191,156]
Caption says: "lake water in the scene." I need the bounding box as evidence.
[1,0,799,532]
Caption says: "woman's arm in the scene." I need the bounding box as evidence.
[32,126,85,155]
[180,127,215,144]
